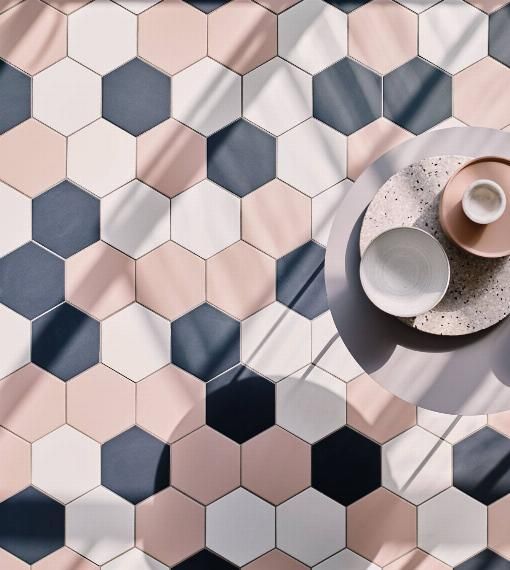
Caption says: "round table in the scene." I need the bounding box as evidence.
[325,127,510,415]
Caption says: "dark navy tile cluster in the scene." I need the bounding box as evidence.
[183,0,229,12]
[323,0,370,12]
[383,57,452,135]
[453,426,510,505]
[32,181,100,259]
[0,242,64,320]
[207,119,276,197]
[455,550,510,570]
[312,427,381,505]
[102,58,171,136]
[101,426,170,504]
[206,364,275,443]
[313,57,382,135]
[0,60,31,135]
[489,4,510,68]
[31,303,99,381]
[0,487,65,564]
[277,241,328,320]
[174,550,238,570]
[171,303,240,381]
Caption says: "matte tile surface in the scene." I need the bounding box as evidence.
[0,61,31,135]
[0,182,31,257]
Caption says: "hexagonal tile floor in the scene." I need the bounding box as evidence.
[0,0,508,567]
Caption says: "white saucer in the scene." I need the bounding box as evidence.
[359,227,450,318]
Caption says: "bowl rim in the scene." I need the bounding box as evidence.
[359,226,451,318]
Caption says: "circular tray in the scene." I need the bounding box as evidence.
[440,156,510,258]
[360,155,510,336]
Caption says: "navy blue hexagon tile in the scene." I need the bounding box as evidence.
[32,181,100,259]
[277,241,328,320]
[0,59,31,135]
[174,549,238,570]
[312,426,381,505]
[102,426,170,504]
[183,0,229,12]
[171,303,240,381]
[206,364,275,443]
[0,242,64,320]
[0,487,65,564]
[313,57,382,135]
[207,119,276,197]
[31,303,99,381]
[455,550,510,569]
[489,4,510,68]
[383,57,452,135]
[453,426,510,505]
[102,58,171,136]
[323,0,370,13]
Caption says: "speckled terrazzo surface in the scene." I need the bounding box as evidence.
[360,155,510,336]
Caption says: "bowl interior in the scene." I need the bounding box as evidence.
[359,228,450,317]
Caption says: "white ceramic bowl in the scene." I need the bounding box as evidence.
[462,178,506,224]
[360,227,450,318]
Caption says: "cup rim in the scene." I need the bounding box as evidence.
[462,178,507,224]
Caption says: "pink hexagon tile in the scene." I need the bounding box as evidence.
[0,0,66,74]
[0,120,66,198]
[0,182,31,257]
[208,0,277,75]
[171,425,240,504]
[32,548,98,570]
[0,428,30,502]
[207,241,275,320]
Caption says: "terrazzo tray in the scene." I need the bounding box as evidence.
[359,155,510,336]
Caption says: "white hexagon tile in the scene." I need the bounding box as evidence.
[1,1,509,568]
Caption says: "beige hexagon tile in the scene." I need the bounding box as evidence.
[349,0,417,74]
[0,364,65,442]
[136,488,205,567]
[417,407,486,444]
[347,374,416,444]
[68,120,136,198]
[489,494,510,560]
[278,0,347,75]
[311,311,363,382]
[172,58,241,137]
[138,0,206,75]
[347,118,414,181]
[488,410,510,438]
[137,241,205,321]
[347,489,417,567]
[32,548,98,569]
[0,119,66,198]
[242,180,311,259]
[33,58,101,136]
[312,180,353,247]
[67,364,136,443]
[384,549,450,570]
[68,0,137,75]
[137,119,206,199]
[0,305,31,381]
[0,182,31,257]
[207,241,275,320]
[419,0,488,75]
[66,242,135,321]
[242,426,310,505]
[171,425,240,505]
[0,0,66,74]
[244,549,307,570]
[208,0,277,75]
[454,57,510,129]
[136,364,205,443]
[101,180,170,260]
[0,428,30,502]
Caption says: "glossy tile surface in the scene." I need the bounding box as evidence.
[0,2,507,567]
